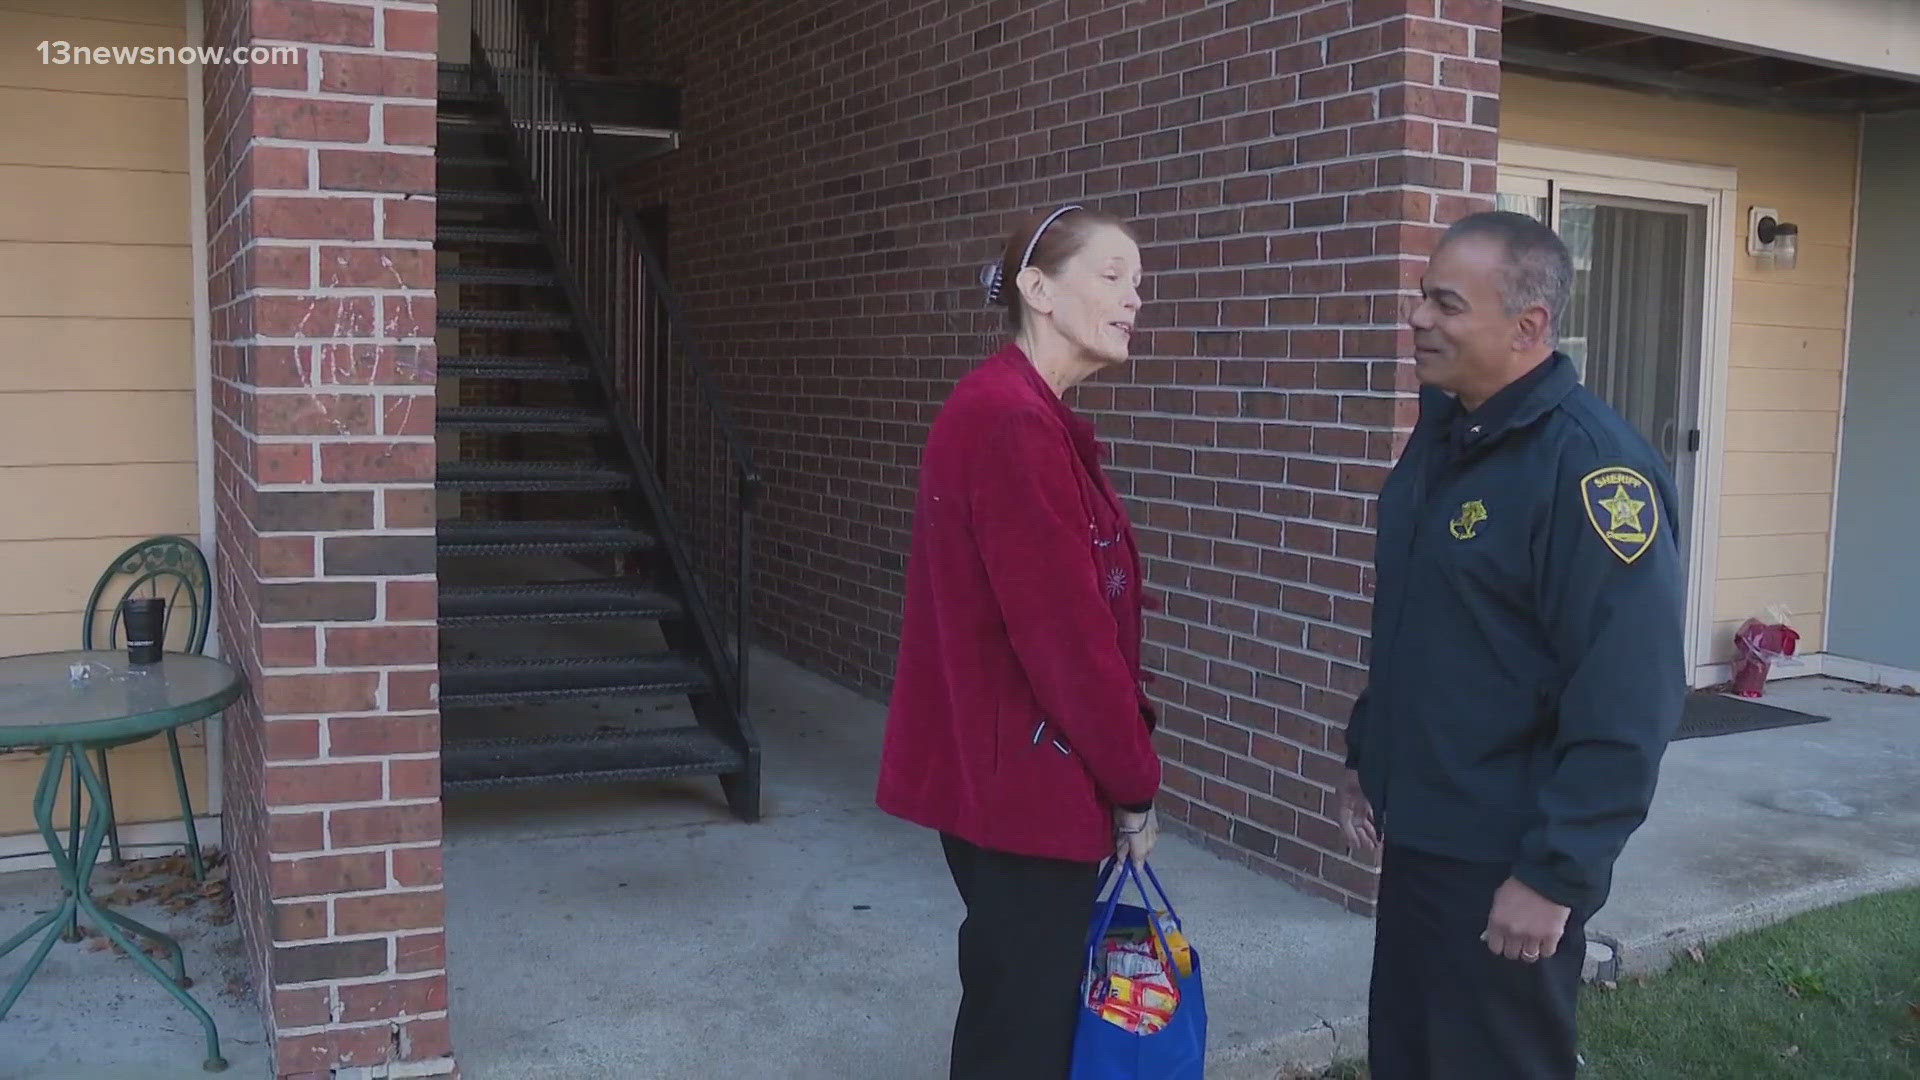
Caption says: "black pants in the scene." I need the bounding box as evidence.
[941,833,1101,1080]
[1368,844,1589,1080]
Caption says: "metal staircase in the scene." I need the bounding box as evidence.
[432,11,760,820]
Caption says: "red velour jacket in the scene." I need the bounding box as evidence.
[876,344,1162,864]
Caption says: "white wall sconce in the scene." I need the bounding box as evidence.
[1748,206,1799,270]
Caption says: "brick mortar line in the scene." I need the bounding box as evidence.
[251,626,439,634]
[249,188,435,201]
[268,880,442,900]
[1183,799,1359,864]
[1177,734,1352,777]
[1147,594,1374,617]
[1116,448,1404,466]
[253,709,441,725]
[250,87,436,107]
[278,973,449,993]
[279,992,451,1020]
[241,240,437,254]
[275,1011,451,1036]
[250,239,436,250]
[269,851,441,868]
[249,585,438,595]
[241,283,439,294]
[263,784,441,796]
[1150,597,1372,622]
[275,972,448,998]
[225,432,439,443]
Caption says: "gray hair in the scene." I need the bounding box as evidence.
[1438,210,1574,342]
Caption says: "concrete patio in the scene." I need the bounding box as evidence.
[1,662,1914,1078]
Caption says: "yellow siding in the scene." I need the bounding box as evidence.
[0,0,205,843]
[1501,73,1857,662]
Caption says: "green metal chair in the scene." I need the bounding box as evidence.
[78,536,214,881]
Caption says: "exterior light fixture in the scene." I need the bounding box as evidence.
[1748,206,1800,271]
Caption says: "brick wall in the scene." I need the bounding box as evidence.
[203,0,454,1075]
[618,0,1500,910]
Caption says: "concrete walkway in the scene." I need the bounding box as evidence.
[438,653,1376,1079]
[438,662,1920,1079]
[1593,676,1920,976]
[1,664,1914,1078]
[0,857,271,1079]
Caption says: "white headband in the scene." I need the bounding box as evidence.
[983,204,1084,304]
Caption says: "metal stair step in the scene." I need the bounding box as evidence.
[438,266,557,287]
[436,405,608,433]
[438,224,542,246]
[439,581,682,627]
[438,354,593,381]
[442,724,744,791]
[438,460,633,492]
[439,309,573,331]
[439,154,512,170]
[437,188,524,206]
[437,520,656,557]
[438,109,506,130]
[439,653,710,708]
[437,86,492,107]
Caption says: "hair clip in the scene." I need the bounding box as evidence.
[980,261,1005,304]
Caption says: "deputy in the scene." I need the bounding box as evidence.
[1338,210,1687,1079]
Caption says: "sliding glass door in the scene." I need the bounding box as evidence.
[1498,177,1709,573]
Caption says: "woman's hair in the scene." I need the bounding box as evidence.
[982,205,1138,331]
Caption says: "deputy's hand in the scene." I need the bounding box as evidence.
[1114,807,1157,867]
[1336,769,1381,862]
[1483,877,1570,963]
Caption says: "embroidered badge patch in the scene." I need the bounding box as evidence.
[1581,466,1659,564]
[1449,499,1488,540]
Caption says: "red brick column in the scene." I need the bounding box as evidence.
[622,0,1502,911]
[203,1,452,1075]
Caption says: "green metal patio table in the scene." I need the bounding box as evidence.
[0,649,245,1072]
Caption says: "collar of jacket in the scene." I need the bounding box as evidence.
[1435,350,1578,452]
[996,343,1105,458]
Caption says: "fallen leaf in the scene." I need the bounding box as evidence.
[1598,980,1618,992]
[87,936,112,952]
[1908,1002,1920,1022]
[1686,945,1706,964]
[1786,984,1801,999]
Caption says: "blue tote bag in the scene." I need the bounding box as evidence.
[1070,859,1207,1080]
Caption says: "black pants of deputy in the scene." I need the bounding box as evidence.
[1368,844,1590,1080]
[940,833,1101,1080]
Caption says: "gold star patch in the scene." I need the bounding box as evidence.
[1580,466,1659,563]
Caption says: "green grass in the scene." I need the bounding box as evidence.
[1304,887,1920,1079]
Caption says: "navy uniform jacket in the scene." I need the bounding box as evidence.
[1345,352,1687,913]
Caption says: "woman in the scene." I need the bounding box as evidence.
[876,205,1164,1080]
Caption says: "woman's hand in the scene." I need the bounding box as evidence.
[1114,807,1158,867]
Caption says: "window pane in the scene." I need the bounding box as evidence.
[1497,192,1549,224]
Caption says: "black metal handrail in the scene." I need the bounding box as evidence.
[469,0,759,718]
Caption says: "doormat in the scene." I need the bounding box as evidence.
[1673,692,1828,741]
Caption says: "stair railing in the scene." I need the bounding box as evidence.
[469,0,759,721]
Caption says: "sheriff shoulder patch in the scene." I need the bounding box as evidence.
[1580,466,1659,564]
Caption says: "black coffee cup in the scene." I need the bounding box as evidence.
[121,597,167,665]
